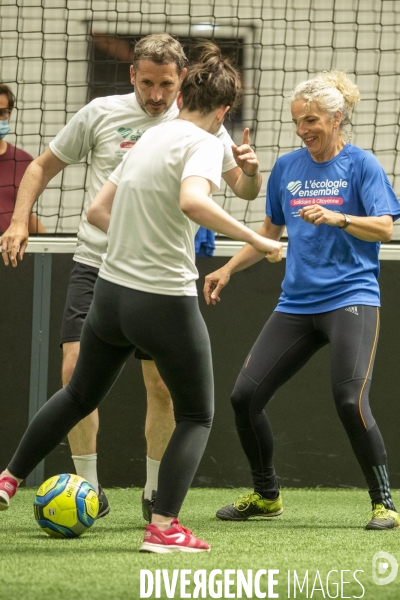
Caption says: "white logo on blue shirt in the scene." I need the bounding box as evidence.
[286,180,302,195]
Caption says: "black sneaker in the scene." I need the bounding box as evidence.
[216,492,283,521]
[365,503,400,530]
[96,485,110,519]
[142,490,156,522]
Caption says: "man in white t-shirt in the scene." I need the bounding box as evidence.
[0,33,263,520]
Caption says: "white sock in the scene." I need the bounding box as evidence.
[72,454,99,493]
[144,456,160,499]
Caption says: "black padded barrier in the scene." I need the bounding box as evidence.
[1,255,399,491]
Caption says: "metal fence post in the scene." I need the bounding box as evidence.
[26,253,52,487]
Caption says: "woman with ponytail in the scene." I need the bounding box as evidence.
[0,42,282,553]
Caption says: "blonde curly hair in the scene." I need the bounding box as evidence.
[290,70,360,141]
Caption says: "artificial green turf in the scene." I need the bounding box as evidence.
[0,488,399,600]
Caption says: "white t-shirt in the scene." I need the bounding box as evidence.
[99,119,224,296]
[49,93,237,268]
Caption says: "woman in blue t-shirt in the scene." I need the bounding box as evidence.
[204,69,400,530]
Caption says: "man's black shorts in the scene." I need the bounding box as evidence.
[60,260,153,361]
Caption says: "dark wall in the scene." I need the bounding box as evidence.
[1,254,400,490]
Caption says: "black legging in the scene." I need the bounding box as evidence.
[231,306,395,509]
[8,277,214,517]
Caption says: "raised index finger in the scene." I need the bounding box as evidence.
[241,127,250,146]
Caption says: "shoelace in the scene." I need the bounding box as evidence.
[371,506,389,519]
[173,522,192,535]
[234,492,258,510]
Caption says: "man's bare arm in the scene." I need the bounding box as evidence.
[28,214,47,234]
[87,180,118,233]
[0,148,68,266]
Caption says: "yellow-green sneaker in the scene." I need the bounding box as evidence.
[365,503,400,530]
[216,492,283,521]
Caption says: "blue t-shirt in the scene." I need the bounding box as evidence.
[266,144,400,313]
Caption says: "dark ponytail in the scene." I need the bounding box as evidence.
[180,40,242,116]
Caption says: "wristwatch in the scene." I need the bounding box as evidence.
[339,213,351,229]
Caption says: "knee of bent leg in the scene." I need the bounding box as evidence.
[335,397,360,423]
[333,380,373,436]
[231,374,256,417]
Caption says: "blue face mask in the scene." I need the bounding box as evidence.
[0,120,10,140]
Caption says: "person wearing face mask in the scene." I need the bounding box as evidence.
[0,83,45,234]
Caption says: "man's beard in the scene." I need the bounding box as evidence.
[135,91,169,116]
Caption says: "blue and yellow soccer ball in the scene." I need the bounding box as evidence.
[33,474,99,538]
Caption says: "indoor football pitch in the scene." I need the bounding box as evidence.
[1,487,399,600]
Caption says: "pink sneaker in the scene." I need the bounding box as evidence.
[140,518,210,553]
[0,477,18,510]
